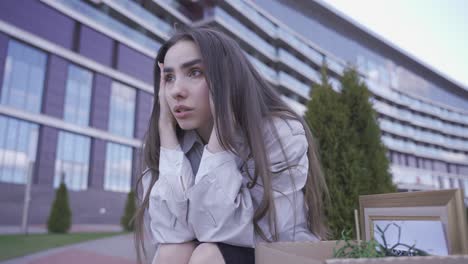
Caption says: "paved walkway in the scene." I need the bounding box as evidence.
[0,227,156,264]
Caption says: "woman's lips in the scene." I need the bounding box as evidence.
[174,109,194,119]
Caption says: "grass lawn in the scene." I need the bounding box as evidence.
[0,232,126,261]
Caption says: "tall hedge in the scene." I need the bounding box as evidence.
[47,182,72,233]
[340,69,396,195]
[305,67,395,239]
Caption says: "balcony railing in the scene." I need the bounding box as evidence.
[278,71,310,99]
[368,79,468,127]
[278,49,320,84]
[104,0,172,39]
[211,7,276,59]
[325,57,345,76]
[379,118,468,151]
[277,28,323,66]
[380,99,468,139]
[382,135,468,164]
[54,0,161,53]
[245,53,277,82]
[391,164,467,193]
[225,0,277,37]
[280,95,306,115]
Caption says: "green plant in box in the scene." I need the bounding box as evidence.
[333,224,429,259]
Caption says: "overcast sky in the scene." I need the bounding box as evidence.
[321,0,468,90]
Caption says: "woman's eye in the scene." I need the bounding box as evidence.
[164,74,174,82]
[189,69,202,77]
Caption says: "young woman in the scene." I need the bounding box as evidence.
[134,26,328,264]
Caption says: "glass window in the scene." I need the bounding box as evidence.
[63,65,93,126]
[464,180,468,198]
[442,177,451,189]
[1,40,47,113]
[108,82,136,137]
[104,142,133,192]
[0,115,39,184]
[54,131,90,191]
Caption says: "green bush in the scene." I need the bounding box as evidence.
[340,69,396,195]
[121,191,136,231]
[47,182,72,233]
[305,67,363,239]
[305,66,395,239]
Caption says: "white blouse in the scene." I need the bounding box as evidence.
[142,117,318,249]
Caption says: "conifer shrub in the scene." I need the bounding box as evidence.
[47,182,72,233]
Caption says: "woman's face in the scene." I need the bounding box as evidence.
[163,40,213,136]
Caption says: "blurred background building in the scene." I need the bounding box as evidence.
[0,0,467,226]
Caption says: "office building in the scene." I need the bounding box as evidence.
[0,0,467,226]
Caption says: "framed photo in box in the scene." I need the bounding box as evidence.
[359,189,468,255]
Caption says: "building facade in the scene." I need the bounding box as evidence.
[0,0,467,226]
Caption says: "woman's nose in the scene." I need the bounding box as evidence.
[170,78,188,99]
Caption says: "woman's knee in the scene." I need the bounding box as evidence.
[155,242,197,264]
[188,243,225,264]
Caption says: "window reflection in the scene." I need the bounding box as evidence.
[104,142,133,192]
[0,115,38,184]
[108,82,136,138]
[64,65,93,126]
[54,131,91,191]
[1,40,46,113]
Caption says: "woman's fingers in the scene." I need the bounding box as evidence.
[157,62,175,127]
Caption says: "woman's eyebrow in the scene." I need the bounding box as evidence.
[163,58,202,73]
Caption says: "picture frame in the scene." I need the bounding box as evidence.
[359,188,468,255]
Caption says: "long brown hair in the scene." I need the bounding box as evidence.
[134,26,328,263]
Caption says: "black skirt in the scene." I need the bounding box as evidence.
[216,243,255,264]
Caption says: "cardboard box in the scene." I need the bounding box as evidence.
[255,241,468,264]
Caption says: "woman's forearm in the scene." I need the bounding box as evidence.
[159,124,179,149]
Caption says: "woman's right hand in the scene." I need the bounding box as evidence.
[158,62,176,130]
[158,62,179,149]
